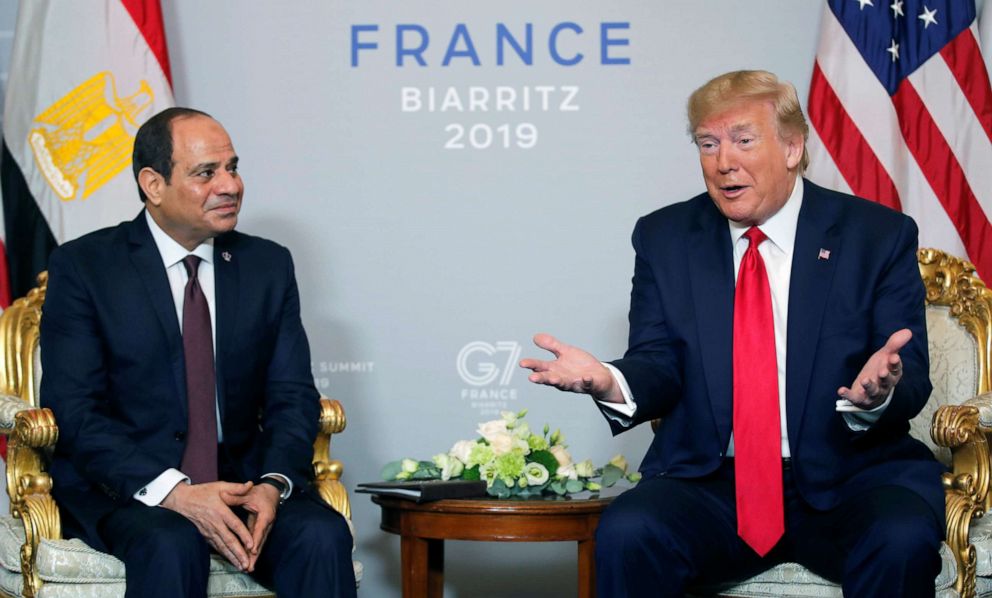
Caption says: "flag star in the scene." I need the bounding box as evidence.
[890,0,904,17]
[856,0,874,9]
[918,6,938,28]
[887,39,900,61]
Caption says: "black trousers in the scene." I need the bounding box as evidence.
[97,492,357,598]
[595,459,943,598]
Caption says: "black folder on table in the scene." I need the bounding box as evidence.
[356,480,488,503]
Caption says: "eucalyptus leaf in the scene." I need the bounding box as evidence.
[601,464,624,487]
[565,479,584,494]
[380,461,403,480]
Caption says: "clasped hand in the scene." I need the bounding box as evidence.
[161,480,281,572]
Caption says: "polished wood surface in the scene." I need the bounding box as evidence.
[373,495,611,598]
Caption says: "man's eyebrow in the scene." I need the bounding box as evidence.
[188,160,221,173]
[728,122,757,134]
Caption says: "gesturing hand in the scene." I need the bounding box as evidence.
[161,481,255,571]
[837,328,912,410]
[222,483,280,572]
[519,333,623,404]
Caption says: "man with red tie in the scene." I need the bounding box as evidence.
[521,70,944,597]
[41,108,356,597]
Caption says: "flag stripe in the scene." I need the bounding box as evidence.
[808,1,990,280]
[119,0,173,86]
[892,81,992,280]
[808,62,902,211]
[939,27,992,143]
[0,241,10,308]
[1,141,58,299]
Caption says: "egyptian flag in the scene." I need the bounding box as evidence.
[0,2,173,475]
[1,0,174,302]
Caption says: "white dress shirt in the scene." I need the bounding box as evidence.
[135,211,291,505]
[601,178,889,456]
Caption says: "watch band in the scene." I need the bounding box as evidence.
[255,477,290,503]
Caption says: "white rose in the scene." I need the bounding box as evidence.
[549,445,573,468]
[477,419,509,442]
[442,457,464,481]
[575,459,595,478]
[524,462,550,486]
[488,432,514,456]
[449,440,476,463]
[557,464,578,480]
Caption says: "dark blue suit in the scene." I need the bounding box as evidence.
[596,180,945,596]
[40,212,355,597]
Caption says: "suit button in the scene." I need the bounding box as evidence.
[175,431,186,441]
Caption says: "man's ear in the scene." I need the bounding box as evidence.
[784,134,803,171]
[139,167,165,206]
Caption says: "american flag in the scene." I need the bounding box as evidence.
[806,0,992,282]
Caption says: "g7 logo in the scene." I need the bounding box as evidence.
[456,341,522,387]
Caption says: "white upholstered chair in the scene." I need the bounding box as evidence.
[686,248,992,598]
[0,272,362,597]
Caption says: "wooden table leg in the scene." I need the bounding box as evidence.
[401,535,445,598]
[578,538,596,598]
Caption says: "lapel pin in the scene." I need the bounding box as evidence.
[222,251,232,262]
[818,248,831,261]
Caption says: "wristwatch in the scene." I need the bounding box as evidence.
[255,476,291,504]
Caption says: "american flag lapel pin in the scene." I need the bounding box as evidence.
[222,251,232,262]
[818,248,831,261]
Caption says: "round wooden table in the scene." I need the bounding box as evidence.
[372,494,612,598]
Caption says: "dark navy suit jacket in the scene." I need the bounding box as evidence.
[40,212,320,551]
[606,179,945,521]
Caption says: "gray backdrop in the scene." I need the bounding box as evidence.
[6,1,986,596]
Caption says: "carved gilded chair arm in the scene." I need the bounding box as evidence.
[312,397,351,521]
[6,408,60,598]
[931,402,989,598]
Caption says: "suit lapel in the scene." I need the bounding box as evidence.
[688,199,736,449]
[785,181,842,447]
[213,234,240,424]
[127,211,187,418]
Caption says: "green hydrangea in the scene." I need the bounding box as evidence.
[527,434,549,451]
[467,443,494,468]
[494,451,526,485]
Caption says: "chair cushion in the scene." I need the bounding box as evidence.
[0,515,361,596]
[910,306,981,465]
[693,541,958,597]
[0,393,31,432]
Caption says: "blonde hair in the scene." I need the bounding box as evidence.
[687,70,809,173]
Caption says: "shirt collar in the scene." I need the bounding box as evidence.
[145,210,214,269]
[728,176,804,255]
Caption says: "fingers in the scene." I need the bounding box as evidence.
[532,333,563,358]
[882,328,912,354]
[518,358,550,372]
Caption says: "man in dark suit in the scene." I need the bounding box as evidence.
[40,107,356,597]
[521,70,944,596]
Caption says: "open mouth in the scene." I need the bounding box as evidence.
[722,185,745,192]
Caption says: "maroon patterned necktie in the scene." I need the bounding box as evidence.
[180,255,218,484]
[733,227,784,556]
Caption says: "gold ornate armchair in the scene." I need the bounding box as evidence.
[0,272,360,597]
[689,248,991,598]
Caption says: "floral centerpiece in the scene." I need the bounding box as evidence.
[381,409,641,498]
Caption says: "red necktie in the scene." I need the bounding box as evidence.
[733,227,784,556]
[180,255,218,484]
